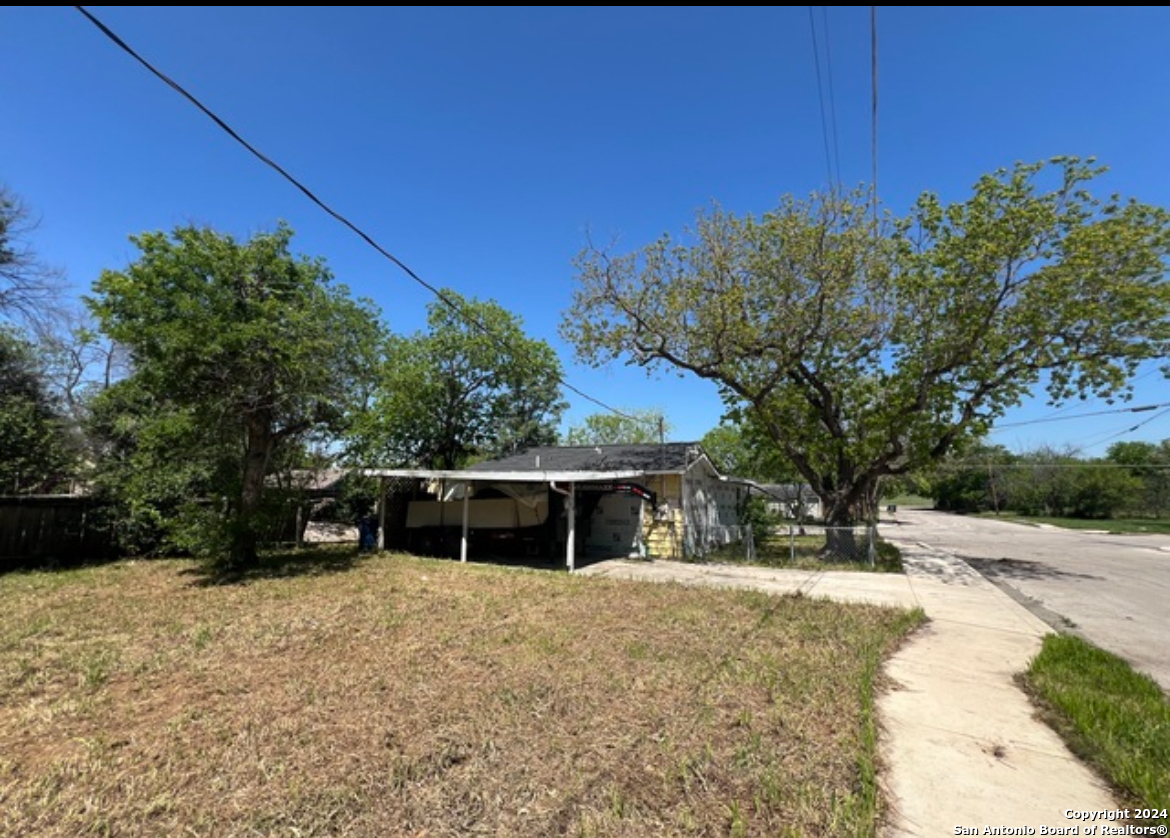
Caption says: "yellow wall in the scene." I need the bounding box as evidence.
[638,471,747,560]
[642,473,684,560]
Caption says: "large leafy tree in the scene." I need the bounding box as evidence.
[89,223,384,568]
[0,185,86,492]
[563,407,669,446]
[354,290,565,469]
[700,418,798,482]
[1106,439,1170,517]
[929,442,1017,514]
[85,371,260,557]
[562,158,1170,527]
[999,446,1141,520]
[0,327,76,492]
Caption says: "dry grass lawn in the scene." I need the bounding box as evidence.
[0,548,922,837]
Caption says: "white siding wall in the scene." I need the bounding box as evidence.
[682,465,744,557]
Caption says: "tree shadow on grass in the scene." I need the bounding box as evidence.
[0,554,120,577]
[181,544,370,587]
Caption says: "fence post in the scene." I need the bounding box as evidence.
[789,525,795,563]
[867,524,876,567]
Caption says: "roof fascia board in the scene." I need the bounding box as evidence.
[361,468,647,482]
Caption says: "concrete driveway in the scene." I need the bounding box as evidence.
[880,507,1170,691]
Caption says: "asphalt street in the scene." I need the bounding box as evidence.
[880,508,1170,691]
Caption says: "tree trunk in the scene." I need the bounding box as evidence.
[823,526,859,561]
[818,474,879,562]
[231,415,273,569]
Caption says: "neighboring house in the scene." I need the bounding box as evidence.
[262,468,356,543]
[364,442,750,569]
[280,468,351,496]
[755,483,823,521]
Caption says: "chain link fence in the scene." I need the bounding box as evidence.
[775,524,877,565]
[688,524,756,563]
[696,523,879,566]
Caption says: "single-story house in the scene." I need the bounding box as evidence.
[754,483,823,521]
[364,442,751,569]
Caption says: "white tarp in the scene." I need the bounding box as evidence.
[405,498,549,529]
[583,493,644,557]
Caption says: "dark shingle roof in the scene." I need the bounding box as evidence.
[269,469,350,494]
[466,443,703,475]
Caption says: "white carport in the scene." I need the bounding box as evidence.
[362,468,644,571]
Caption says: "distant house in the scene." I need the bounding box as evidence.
[364,442,750,569]
[755,483,822,521]
[279,468,351,496]
[262,468,360,543]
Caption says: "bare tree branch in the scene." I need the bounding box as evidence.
[0,185,68,332]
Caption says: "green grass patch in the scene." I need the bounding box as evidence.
[977,513,1170,534]
[879,494,934,508]
[706,533,905,573]
[0,546,923,838]
[1022,634,1170,824]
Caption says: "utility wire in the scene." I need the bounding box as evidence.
[808,7,837,190]
[993,401,1170,429]
[936,462,1170,471]
[870,5,879,224]
[820,6,842,189]
[1076,406,1170,450]
[1025,365,1166,424]
[74,5,637,421]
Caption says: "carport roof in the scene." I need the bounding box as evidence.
[466,442,701,474]
[361,467,646,483]
[363,442,711,483]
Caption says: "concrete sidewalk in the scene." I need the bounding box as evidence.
[579,542,1119,837]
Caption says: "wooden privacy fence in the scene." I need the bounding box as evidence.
[0,495,115,569]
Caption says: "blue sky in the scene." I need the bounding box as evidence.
[3,6,1168,456]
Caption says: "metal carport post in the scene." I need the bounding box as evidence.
[565,481,576,572]
[460,481,470,563]
[376,475,387,551]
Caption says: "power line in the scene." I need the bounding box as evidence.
[1077,406,1170,450]
[819,6,842,189]
[73,5,637,422]
[870,5,879,224]
[807,7,837,190]
[993,401,1170,429]
[936,462,1170,471]
[1014,366,1167,426]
